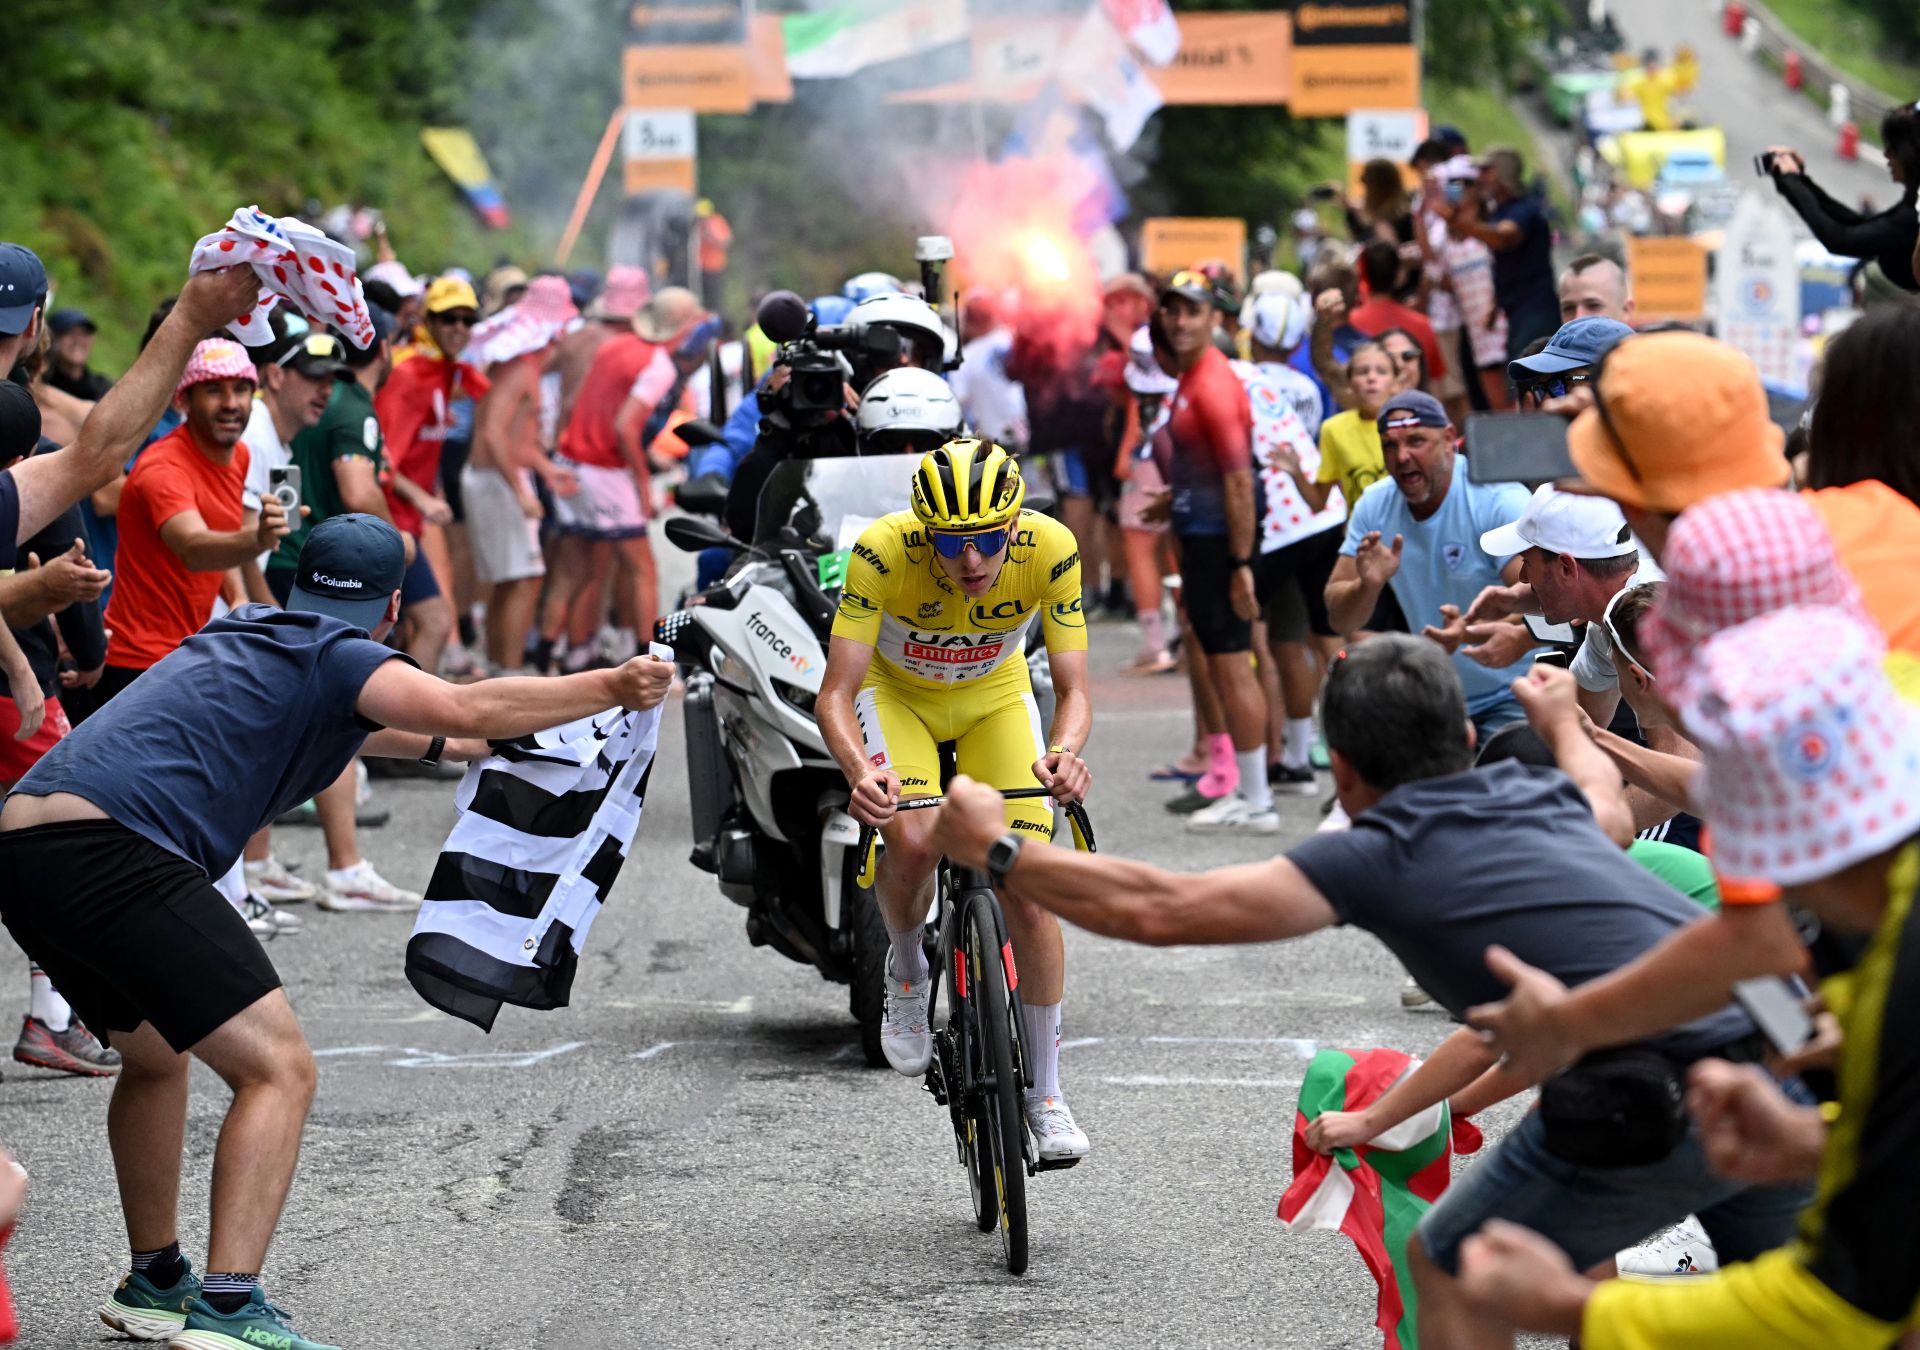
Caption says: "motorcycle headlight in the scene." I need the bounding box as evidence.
[777,681,817,716]
[712,645,751,691]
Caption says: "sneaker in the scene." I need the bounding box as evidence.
[1309,737,1330,771]
[169,1287,340,1350]
[1617,1216,1718,1280]
[1186,793,1281,834]
[243,895,303,938]
[13,1014,120,1077]
[318,861,422,913]
[1163,786,1215,815]
[1400,978,1435,1009]
[1025,1094,1091,1164]
[880,952,932,1076]
[243,856,316,904]
[1121,650,1178,675]
[100,1258,199,1341]
[1268,762,1318,795]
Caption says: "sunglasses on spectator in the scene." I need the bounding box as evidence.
[1601,585,1651,682]
[432,310,478,327]
[1517,371,1591,408]
[931,526,1012,559]
[273,333,346,367]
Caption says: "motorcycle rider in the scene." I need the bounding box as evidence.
[721,290,948,543]
[851,367,965,456]
[816,438,1095,1163]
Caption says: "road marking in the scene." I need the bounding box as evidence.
[1141,1036,1320,1057]
[631,1042,678,1060]
[1059,1037,1105,1050]
[310,1042,588,1069]
[313,1044,388,1058]
[1098,1074,1303,1089]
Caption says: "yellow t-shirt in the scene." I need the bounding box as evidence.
[1316,411,1386,516]
[830,510,1087,691]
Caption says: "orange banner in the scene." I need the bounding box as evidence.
[1153,13,1292,106]
[748,14,793,104]
[624,156,699,196]
[622,43,753,113]
[1289,44,1419,116]
[1626,236,1709,320]
[1141,218,1248,285]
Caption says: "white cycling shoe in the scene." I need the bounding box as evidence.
[1617,1215,1718,1280]
[1025,1094,1091,1165]
[881,953,932,1076]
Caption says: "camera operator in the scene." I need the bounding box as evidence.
[720,290,948,542]
[1761,105,1920,294]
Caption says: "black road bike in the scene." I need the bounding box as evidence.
[855,782,1095,1275]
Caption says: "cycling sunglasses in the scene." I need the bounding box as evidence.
[930,526,1012,559]
[1517,370,1591,408]
[273,332,347,368]
[1600,585,1651,682]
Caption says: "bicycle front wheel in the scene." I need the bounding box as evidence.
[964,892,1028,1275]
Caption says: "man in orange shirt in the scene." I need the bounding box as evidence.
[99,340,291,702]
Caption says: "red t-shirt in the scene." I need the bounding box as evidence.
[558,333,660,470]
[106,424,251,671]
[375,354,491,535]
[1349,296,1450,381]
[1166,345,1252,536]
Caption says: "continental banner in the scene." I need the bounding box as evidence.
[1625,236,1708,321]
[1289,0,1418,116]
[1141,218,1248,284]
[1153,13,1292,106]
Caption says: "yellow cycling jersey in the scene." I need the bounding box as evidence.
[830,510,1087,689]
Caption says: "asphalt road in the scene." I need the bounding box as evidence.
[0,540,1544,1349]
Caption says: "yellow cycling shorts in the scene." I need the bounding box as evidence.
[853,664,1056,841]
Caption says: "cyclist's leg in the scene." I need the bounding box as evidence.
[952,684,1091,1153]
[853,684,941,975]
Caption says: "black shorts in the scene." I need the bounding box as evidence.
[1365,585,1408,634]
[439,436,472,522]
[1177,533,1252,656]
[0,820,281,1052]
[1255,528,1342,641]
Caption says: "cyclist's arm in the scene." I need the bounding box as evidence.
[817,634,878,789]
[1043,647,1091,756]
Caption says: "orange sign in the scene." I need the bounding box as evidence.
[1141,218,1248,285]
[1153,13,1293,106]
[1626,236,1709,320]
[748,14,793,104]
[622,44,752,113]
[624,156,698,196]
[1289,44,1419,116]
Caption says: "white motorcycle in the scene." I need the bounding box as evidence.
[657,453,1056,1067]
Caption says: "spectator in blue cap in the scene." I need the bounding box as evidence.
[1325,388,1535,741]
[44,309,113,404]
[0,245,50,382]
[1508,316,1635,411]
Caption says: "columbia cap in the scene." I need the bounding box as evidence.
[1479,483,1638,560]
[287,513,407,631]
[1377,390,1450,431]
[0,245,48,337]
[1508,316,1634,383]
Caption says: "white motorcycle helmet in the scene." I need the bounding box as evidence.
[854,367,966,455]
[843,271,906,303]
[847,291,948,372]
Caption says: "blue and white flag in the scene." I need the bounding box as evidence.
[406,650,670,1031]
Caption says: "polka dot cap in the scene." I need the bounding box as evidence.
[1642,490,1870,703]
[1684,605,1918,888]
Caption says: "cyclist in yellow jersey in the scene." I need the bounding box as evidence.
[818,439,1094,1163]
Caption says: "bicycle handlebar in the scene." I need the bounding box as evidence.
[852,789,1096,891]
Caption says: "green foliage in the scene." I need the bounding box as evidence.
[1422,0,1563,87]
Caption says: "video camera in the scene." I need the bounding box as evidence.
[754,236,957,422]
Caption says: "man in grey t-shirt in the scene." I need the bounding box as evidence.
[932,635,1805,1350]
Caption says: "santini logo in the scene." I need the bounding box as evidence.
[308,574,364,589]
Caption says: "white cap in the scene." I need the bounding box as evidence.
[1479,483,1638,560]
[1435,154,1479,182]
[1249,291,1311,354]
[1126,324,1178,396]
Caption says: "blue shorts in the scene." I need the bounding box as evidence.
[1047,447,1090,499]
[400,546,441,606]
[1417,1093,1811,1276]
[1467,694,1526,746]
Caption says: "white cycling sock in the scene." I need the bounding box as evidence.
[887,926,929,984]
[1237,748,1273,809]
[28,964,70,1033]
[1282,717,1314,770]
[1139,609,1166,654]
[1021,1000,1062,1101]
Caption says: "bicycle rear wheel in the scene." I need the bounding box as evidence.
[963,892,1028,1275]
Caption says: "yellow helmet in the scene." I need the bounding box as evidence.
[910,438,1025,532]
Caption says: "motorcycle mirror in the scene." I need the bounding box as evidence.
[675,418,727,449]
[674,472,730,517]
[663,515,742,554]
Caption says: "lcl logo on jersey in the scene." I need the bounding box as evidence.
[970,598,1031,624]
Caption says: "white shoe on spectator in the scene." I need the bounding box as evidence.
[243,894,303,938]
[1185,793,1280,834]
[1316,798,1353,834]
[243,855,316,904]
[1617,1216,1718,1280]
[319,861,423,912]
[1400,978,1434,1009]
